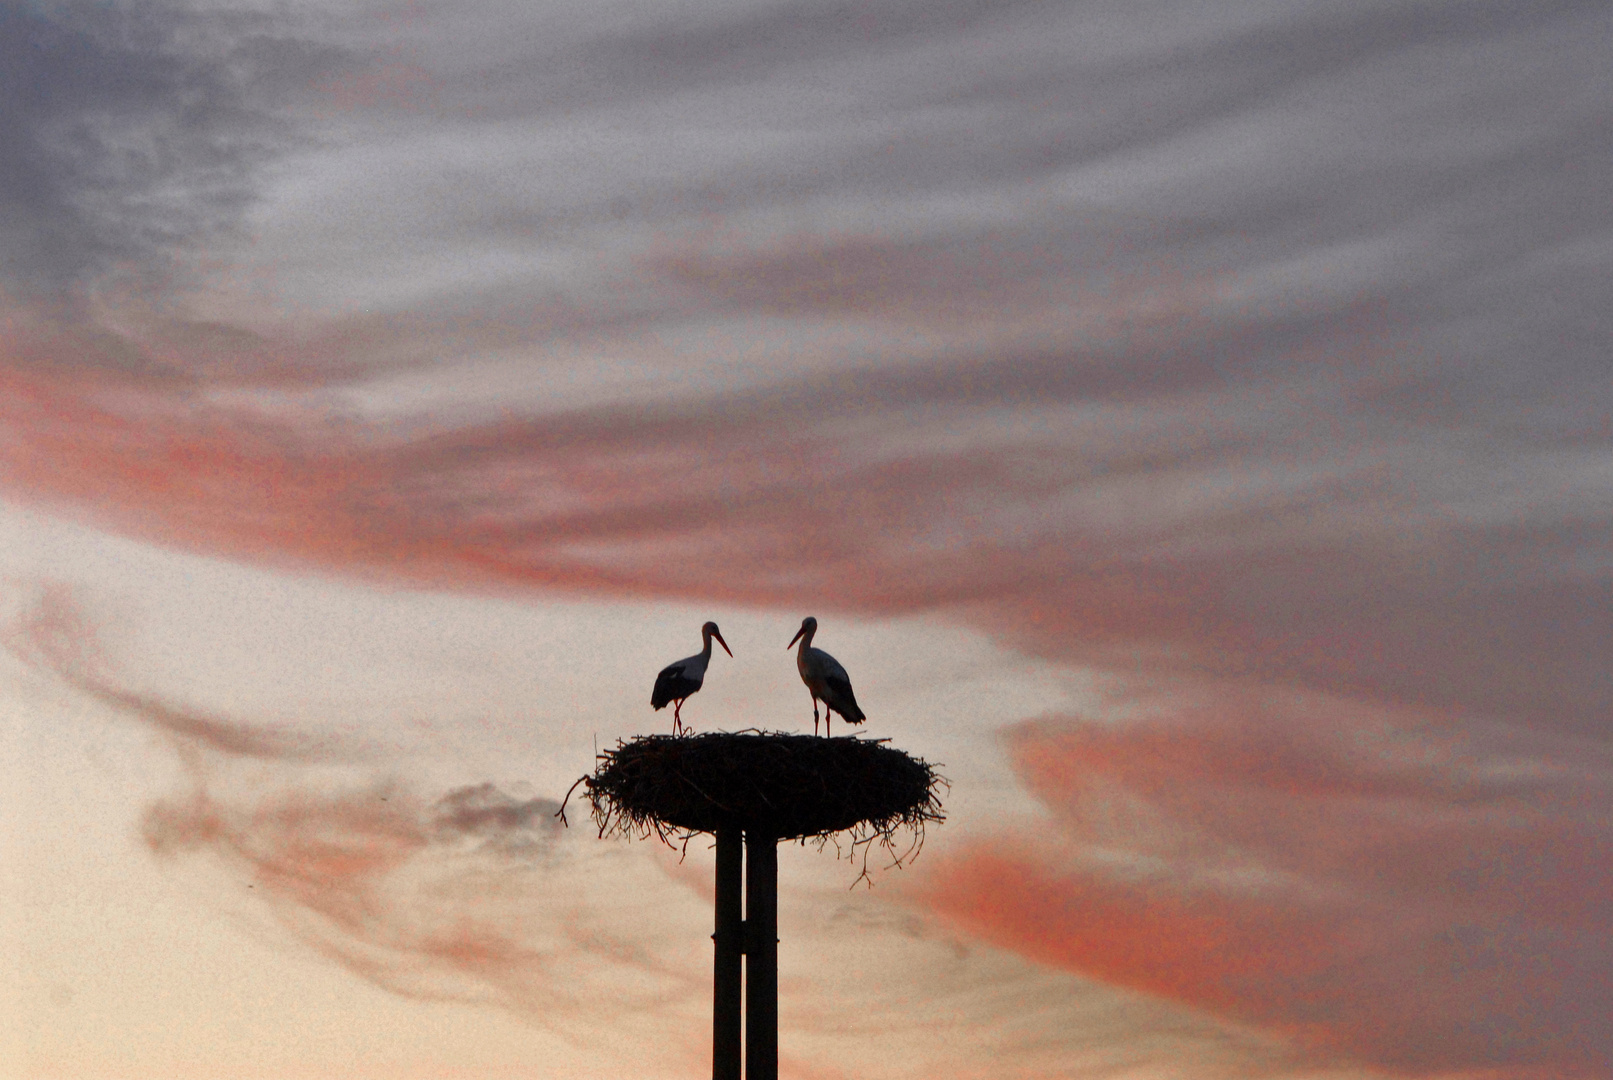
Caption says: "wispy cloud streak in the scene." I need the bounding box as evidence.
[3,585,706,1056]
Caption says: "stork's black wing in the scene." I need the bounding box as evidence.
[823,674,866,724]
[652,662,702,709]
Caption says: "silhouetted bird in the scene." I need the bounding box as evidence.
[652,621,732,734]
[787,616,865,736]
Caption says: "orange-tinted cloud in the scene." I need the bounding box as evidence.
[5,586,704,1054]
[920,703,1613,1078]
[135,768,713,1048]
[6,308,1604,738]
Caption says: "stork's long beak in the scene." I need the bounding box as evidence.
[714,631,732,657]
[787,626,805,649]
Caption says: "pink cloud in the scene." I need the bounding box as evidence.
[8,309,1603,738]
[134,769,704,1043]
[4,585,704,1057]
[919,703,1613,1078]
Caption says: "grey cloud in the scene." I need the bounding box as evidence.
[432,782,564,849]
[397,0,1609,226]
[307,0,1612,406]
[0,0,338,290]
[176,0,1607,452]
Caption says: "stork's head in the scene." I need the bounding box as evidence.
[787,616,817,649]
[702,620,733,656]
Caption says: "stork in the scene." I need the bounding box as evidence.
[652,621,732,734]
[787,616,865,736]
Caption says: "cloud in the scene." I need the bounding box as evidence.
[918,700,1613,1077]
[3,1,1611,1075]
[431,781,565,850]
[133,766,726,1058]
[5,315,1607,736]
[0,0,339,292]
[4,584,708,1056]
[3,581,347,760]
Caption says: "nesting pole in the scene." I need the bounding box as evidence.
[713,826,743,1080]
[582,731,944,1080]
[744,826,779,1079]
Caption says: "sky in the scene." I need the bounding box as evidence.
[1,0,1609,1077]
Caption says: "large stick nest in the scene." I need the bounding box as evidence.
[578,731,945,864]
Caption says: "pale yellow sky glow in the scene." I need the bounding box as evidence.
[3,500,1215,1080]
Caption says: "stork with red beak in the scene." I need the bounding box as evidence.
[652,621,732,734]
[787,616,865,736]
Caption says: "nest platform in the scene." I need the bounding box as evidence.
[583,730,944,844]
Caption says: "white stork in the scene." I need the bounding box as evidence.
[652,621,732,734]
[787,616,865,736]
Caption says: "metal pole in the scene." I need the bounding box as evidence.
[745,827,778,1080]
[712,826,743,1080]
